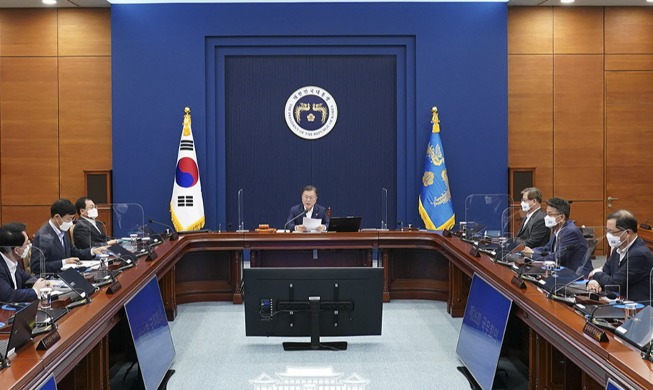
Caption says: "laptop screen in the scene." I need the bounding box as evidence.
[615,305,653,350]
[2,300,38,358]
[327,216,362,232]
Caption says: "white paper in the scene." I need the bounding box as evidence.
[302,217,322,231]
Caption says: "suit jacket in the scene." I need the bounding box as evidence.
[73,218,108,249]
[532,220,591,275]
[0,257,38,303]
[593,237,653,302]
[515,208,549,248]
[286,204,330,231]
[30,222,93,275]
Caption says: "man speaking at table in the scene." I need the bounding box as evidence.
[286,185,330,232]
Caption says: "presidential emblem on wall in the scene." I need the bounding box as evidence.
[285,86,338,140]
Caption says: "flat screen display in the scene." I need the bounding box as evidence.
[35,374,57,390]
[243,267,383,338]
[124,276,176,390]
[456,273,513,390]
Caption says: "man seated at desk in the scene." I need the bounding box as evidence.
[30,199,107,275]
[73,196,119,249]
[587,210,653,303]
[286,185,330,232]
[515,187,549,248]
[0,223,49,302]
[522,197,591,276]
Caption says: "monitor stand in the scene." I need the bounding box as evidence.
[281,297,347,351]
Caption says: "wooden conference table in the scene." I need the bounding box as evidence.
[0,231,651,389]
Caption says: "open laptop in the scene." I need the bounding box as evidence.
[327,216,362,232]
[0,300,38,359]
[615,305,653,350]
[108,243,138,264]
[57,268,98,309]
[535,267,582,295]
[574,303,628,320]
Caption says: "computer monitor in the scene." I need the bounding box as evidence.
[34,374,58,390]
[605,377,626,390]
[124,276,176,390]
[456,273,513,390]
[243,267,383,350]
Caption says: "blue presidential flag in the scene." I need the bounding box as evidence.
[418,107,455,230]
[170,107,205,231]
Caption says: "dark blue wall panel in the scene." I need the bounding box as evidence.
[111,2,508,231]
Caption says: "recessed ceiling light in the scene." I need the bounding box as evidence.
[561,0,575,4]
[42,0,57,5]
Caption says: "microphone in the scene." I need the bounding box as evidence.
[147,219,179,240]
[236,188,246,232]
[380,187,388,230]
[30,245,50,279]
[283,209,308,232]
[639,218,653,230]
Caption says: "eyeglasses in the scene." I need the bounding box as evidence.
[302,195,316,201]
[545,212,561,217]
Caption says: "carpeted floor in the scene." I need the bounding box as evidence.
[164,300,468,389]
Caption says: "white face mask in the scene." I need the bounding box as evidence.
[520,201,531,212]
[606,232,626,249]
[59,220,73,232]
[87,208,98,219]
[18,244,31,259]
[544,215,558,228]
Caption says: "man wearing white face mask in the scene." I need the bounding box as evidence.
[515,187,549,248]
[73,197,119,249]
[0,222,49,302]
[30,199,107,275]
[522,197,590,275]
[587,210,653,302]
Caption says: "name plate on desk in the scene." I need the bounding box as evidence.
[583,321,608,342]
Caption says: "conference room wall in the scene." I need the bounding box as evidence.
[111,2,509,231]
[508,7,653,248]
[0,9,112,237]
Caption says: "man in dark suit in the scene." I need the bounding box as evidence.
[515,187,549,248]
[30,199,107,275]
[286,185,330,232]
[587,210,653,302]
[522,197,591,276]
[0,222,48,303]
[73,196,118,249]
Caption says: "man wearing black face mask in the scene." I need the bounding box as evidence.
[30,199,107,275]
[587,210,653,302]
[0,222,49,302]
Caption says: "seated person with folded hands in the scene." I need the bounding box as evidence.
[587,210,653,303]
[522,197,591,276]
[0,222,49,303]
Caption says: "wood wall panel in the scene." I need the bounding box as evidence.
[508,7,553,54]
[0,9,57,57]
[605,8,653,54]
[553,55,603,202]
[605,55,653,71]
[58,9,111,57]
[508,54,553,199]
[1,206,50,238]
[59,57,112,200]
[606,72,653,221]
[0,57,59,205]
[553,8,603,54]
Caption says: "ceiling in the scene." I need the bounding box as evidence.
[0,0,650,8]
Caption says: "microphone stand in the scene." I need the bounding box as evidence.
[380,187,388,231]
[236,188,247,232]
[283,210,307,232]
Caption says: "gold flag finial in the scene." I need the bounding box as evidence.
[431,106,440,134]
[183,107,192,136]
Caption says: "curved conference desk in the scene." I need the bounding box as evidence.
[1,231,652,389]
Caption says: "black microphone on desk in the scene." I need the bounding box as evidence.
[639,218,653,230]
[65,287,91,309]
[283,209,307,232]
[147,219,179,240]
